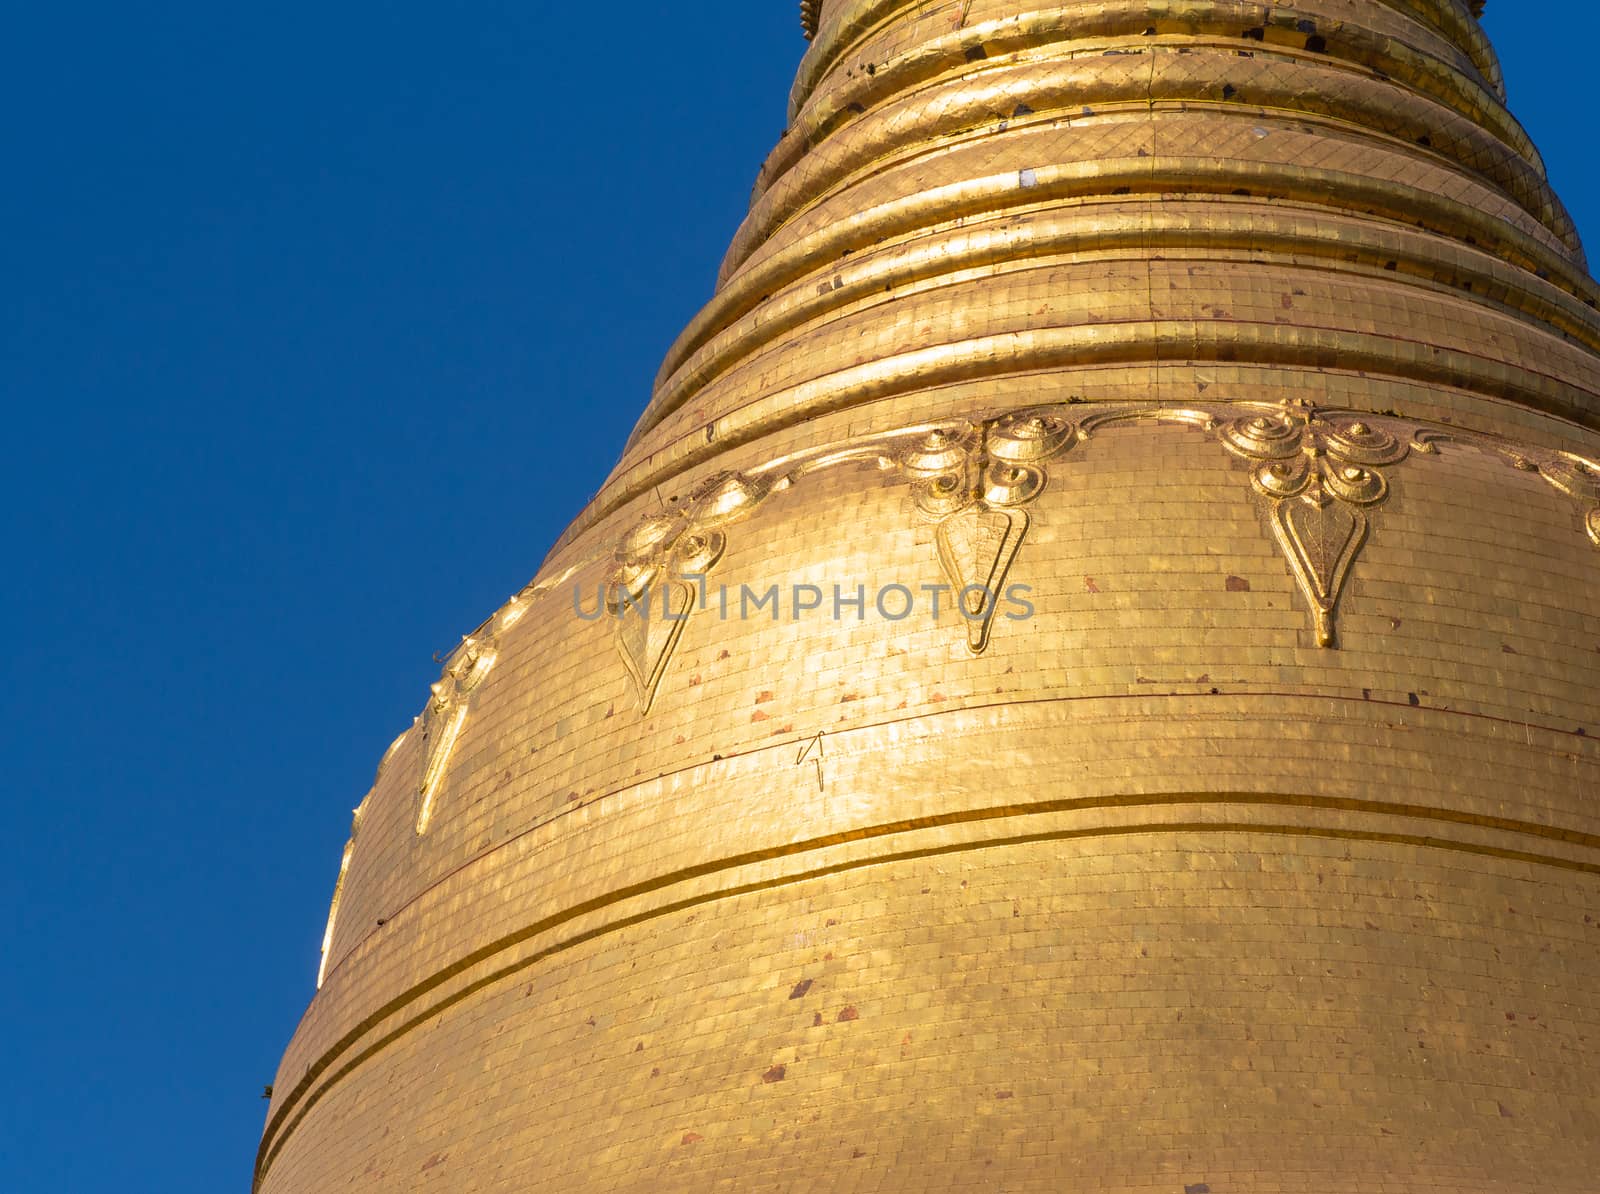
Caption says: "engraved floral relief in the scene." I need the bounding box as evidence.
[604,470,800,713]
[598,412,1080,683]
[1218,401,1409,648]
[584,451,896,714]
[502,399,1592,721]
[900,409,1077,654]
[593,432,999,709]
[1073,399,1410,648]
[415,638,498,834]
[609,521,724,714]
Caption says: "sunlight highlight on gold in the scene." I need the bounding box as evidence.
[261,3,1599,1190]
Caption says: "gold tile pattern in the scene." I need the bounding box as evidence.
[259,2,1600,1190]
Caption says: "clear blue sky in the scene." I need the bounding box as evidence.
[0,7,1590,1192]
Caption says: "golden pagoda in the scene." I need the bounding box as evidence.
[258,2,1600,1190]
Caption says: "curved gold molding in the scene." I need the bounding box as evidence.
[654,206,1600,434]
[642,157,1596,448]
[610,319,1600,566]
[797,2,1502,120]
[789,4,1523,192]
[256,780,1600,1190]
[742,53,1567,288]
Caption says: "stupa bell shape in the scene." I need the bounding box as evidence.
[259,2,1600,1190]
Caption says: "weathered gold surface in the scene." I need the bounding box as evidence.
[261,2,1600,1190]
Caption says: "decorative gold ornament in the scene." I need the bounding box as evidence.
[1220,401,1409,647]
[1413,427,1600,547]
[416,638,497,833]
[903,410,1077,654]
[602,471,781,711]
[563,399,1595,717]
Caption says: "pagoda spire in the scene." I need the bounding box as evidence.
[565,0,1597,557]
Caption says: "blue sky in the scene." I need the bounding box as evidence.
[0,6,1591,1192]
